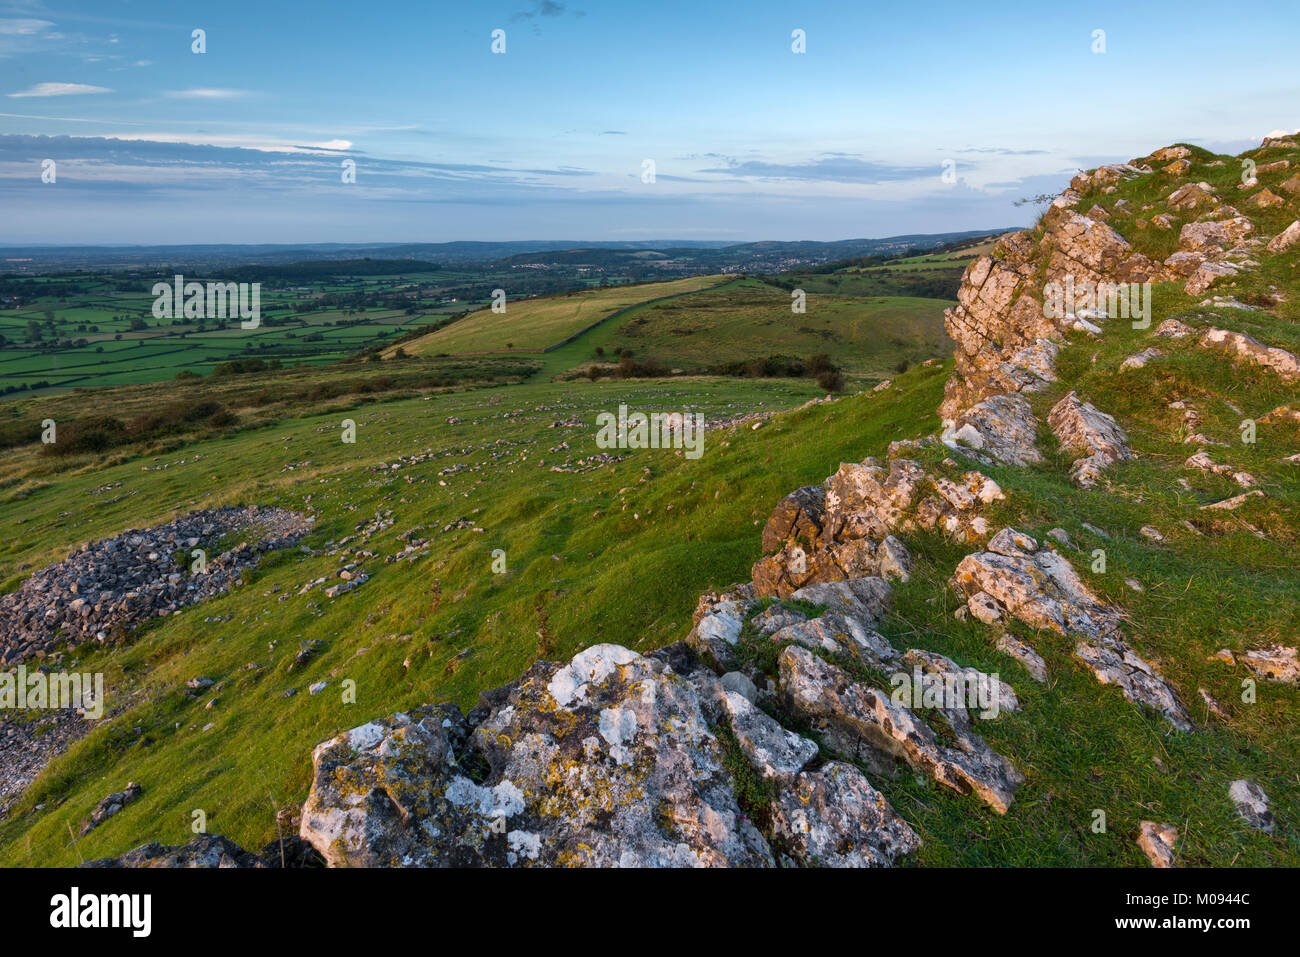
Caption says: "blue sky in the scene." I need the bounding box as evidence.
[1,0,1297,244]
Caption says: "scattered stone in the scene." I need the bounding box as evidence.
[1199,490,1264,511]
[0,506,313,665]
[1227,779,1275,834]
[1239,644,1299,684]
[1137,821,1179,867]
[1154,317,1195,338]
[79,782,142,837]
[1120,348,1164,371]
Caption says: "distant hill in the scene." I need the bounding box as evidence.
[0,230,1017,275]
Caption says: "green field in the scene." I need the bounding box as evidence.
[0,269,494,394]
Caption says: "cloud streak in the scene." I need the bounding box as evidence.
[8,81,113,98]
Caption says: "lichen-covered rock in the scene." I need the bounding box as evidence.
[1240,644,1299,684]
[714,688,818,783]
[1178,217,1254,253]
[944,393,1043,466]
[301,647,778,867]
[687,588,759,669]
[760,485,827,554]
[1185,260,1241,295]
[770,762,920,867]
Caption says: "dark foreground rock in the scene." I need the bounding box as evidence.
[81,833,323,868]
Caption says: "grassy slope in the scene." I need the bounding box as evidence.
[607,277,950,375]
[1,144,1298,868]
[391,274,729,357]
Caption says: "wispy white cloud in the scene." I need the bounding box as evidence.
[8,81,112,98]
[0,18,55,35]
[163,88,252,100]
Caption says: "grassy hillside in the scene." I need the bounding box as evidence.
[2,143,1298,869]
[391,274,729,357]
[604,277,950,376]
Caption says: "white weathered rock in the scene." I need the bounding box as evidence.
[955,529,1191,729]
[1120,348,1164,371]
[1227,779,1275,834]
[301,647,778,867]
[1267,220,1300,252]
[1200,327,1300,381]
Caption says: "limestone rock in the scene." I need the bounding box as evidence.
[954,529,1191,729]
[944,393,1043,466]
[1185,261,1240,295]
[1120,348,1164,371]
[778,645,1022,814]
[1267,220,1300,252]
[770,762,920,867]
[1047,391,1133,487]
[1178,217,1254,253]
[1240,644,1299,684]
[301,648,777,867]
[760,485,827,554]
[1200,327,1300,380]
[716,688,819,783]
[1154,317,1196,338]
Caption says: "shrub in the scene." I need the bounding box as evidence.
[816,370,846,392]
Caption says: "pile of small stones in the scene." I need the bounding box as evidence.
[0,506,313,666]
